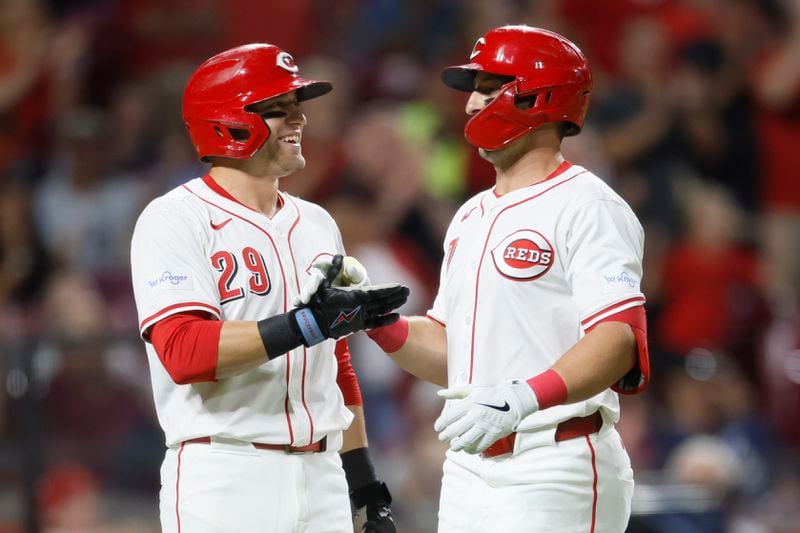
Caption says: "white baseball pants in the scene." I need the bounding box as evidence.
[438,424,634,532]
[159,436,352,533]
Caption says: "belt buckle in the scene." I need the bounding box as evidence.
[285,437,326,454]
[284,445,303,454]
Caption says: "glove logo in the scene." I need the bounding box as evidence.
[491,229,554,281]
[330,306,362,329]
[477,401,511,412]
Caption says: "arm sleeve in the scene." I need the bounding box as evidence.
[131,199,220,340]
[587,305,650,394]
[150,311,222,384]
[335,339,363,406]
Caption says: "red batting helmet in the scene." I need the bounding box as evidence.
[182,43,332,161]
[442,25,592,150]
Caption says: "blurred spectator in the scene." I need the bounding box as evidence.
[38,462,159,532]
[389,381,447,533]
[666,435,742,504]
[109,0,222,78]
[639,435,739,533]
[738,462,800,533]
[761,297,800,446]
[38,463,99,533]
[33,107,145,280]
[590,15,678,231]
[749,0,800,302]
[334,105,447,261]
[657,181,763,365]
[281,55,352,202]
[0,0,53,173]
[36,272,159,488]
[105,80,160,174]
[0,182,53,307]
[218,0,319,59]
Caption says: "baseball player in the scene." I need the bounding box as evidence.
[130,43,407,533]
[367,26,650,532]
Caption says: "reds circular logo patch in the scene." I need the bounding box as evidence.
[491,230,554,281]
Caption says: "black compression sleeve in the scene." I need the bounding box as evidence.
[340,447,378,492]
[257,310,306,359]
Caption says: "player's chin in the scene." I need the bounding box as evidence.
[282,154,306,174]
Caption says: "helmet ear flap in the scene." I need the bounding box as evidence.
[464,81,547,150]
[192,112,271,162]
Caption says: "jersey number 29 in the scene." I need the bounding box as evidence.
[211,247,271,303]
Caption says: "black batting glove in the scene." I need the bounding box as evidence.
[294,255,409,345]
[341,447,396,533]
[353,481,395,533]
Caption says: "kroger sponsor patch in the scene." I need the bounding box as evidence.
[147,270,194,293]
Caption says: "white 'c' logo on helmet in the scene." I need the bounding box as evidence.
[470,37,486,60]
[276,52,299,73]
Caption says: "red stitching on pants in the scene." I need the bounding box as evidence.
[176,442,185,533]
[586,435,598,533]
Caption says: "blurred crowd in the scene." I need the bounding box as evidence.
[1,0,799,531]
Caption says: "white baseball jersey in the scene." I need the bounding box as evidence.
[428,161,645,431]
[131,175,353,447]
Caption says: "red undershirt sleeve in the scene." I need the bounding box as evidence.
[335,339,363,406]
[586,305,650,394]
[149,311,221,385]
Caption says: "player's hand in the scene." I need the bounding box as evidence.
[434,380,539,454]
[293,255,371,307]
[352,481,395,533]
[301,255,409,342]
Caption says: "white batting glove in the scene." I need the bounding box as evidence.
[293,256,371,307]
[434,380,539,455]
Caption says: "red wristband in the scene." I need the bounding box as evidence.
[366,317,409,353]
[527,369,568,410]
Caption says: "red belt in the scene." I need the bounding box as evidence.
[481,411,603,459]
[183,436,327,454]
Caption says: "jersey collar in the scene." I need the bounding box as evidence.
[483,161,578,211]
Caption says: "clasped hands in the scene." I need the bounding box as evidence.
[295,254,408,341]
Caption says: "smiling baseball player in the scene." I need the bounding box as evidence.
[130,43,406,533]
[367,26,650,532]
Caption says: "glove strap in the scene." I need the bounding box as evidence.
[294,308,326,346]
[257,311,306,359]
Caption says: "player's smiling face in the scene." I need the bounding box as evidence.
[247,91,307,177]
